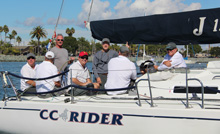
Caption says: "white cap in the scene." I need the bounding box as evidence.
[45,51,54,59]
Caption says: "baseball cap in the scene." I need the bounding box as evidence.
[45,51,54,59]
[79,51,88,57]
[119,46,129,53]
[102,38,110,44]
[27,53,35,59]
[166,42,177,50]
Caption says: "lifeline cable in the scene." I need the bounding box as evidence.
[19,84,135,95]
[7,70,69,81]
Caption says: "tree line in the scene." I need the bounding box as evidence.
[1,25,213,57]
[0,25,22,55]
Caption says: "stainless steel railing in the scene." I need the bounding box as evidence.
[135,70,154,107]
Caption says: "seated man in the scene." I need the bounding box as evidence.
[154,42,186,70]
[105,46,137,95]
[35,51,61,97]
[67,51,99,96]
[20,53,38,93]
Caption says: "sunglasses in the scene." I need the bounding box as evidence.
[167,49,174,52]
[27,57,35,60]
[57,39,64,41]
[80,56,88,60]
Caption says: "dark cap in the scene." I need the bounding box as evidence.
[119,46,129,53]
[27,53,35,59]
[166,42,177,50]
[102,38,110,44]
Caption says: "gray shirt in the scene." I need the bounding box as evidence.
[93,49,118,78]
[51,46,68,72]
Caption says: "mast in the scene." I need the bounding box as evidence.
[187,45,188,57]
[143,44,146,60]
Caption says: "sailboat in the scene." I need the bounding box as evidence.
[1,7,220,134]
[136,44,154,66]
[184,45,197,64]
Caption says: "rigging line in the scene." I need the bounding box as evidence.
[55,0,65,32]
[87,0,94,22]
[91,39,96,82]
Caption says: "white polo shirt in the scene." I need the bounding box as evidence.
[158,51,187,70]
[20,63,38,91]
[35,61,60,93]
[105,55,137,95]
[67,61,90,85]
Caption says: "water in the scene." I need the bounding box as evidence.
[0,62,207,100]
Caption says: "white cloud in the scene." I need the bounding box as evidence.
[47,18,75,25]
[23,16,44,26]
[76,0,112,27]
[76,0,201,27]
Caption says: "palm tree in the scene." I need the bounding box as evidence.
[12,30,17,45]
[16,36,22,45]
[30,26,47,55]
[66,27,75,37]
[0,26,3,46]
[16,36,22,54]
[12,30,17,37]
[7,34,14,43]
[70,27,75,35]
[66,28,71,36]
[3,25,9,43]
[28,40,38,53]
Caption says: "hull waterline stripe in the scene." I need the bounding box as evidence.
[123,114,220,121]
[2,107,41,111]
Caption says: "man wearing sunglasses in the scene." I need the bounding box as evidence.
[154,42,186,70]
[51,34,75,73]
[20,53,38,92]
[68,51,99,96]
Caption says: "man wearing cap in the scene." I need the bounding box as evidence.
[105,46,137,95]
[68,51,99,96]
[50,34,75,72]
[20,53,38,92]
[93,38,118,89]
[154,42,186,70]
[35,51,61,96]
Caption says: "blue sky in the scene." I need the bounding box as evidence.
[0,0,219,50]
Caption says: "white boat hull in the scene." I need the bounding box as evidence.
[0,96,220,134]
[1,61,220,134]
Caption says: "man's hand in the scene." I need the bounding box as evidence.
[154,65,158,70]
[70,57,75,61]
[68,57,75,64]
[96,77,102,84]
[126,42,130,48]
[163,60,172,67]
[83,81,91,86]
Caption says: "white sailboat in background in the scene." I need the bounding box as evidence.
[184,45,197,64]
[136,45,155,66]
